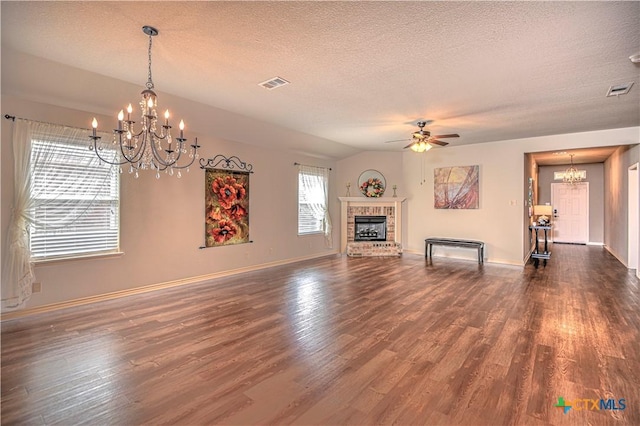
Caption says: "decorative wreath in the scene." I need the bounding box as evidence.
[360,177,385,197]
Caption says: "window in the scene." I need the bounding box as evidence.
[554,170,587,180]
[29,130,120,260]
[297,165,330,236]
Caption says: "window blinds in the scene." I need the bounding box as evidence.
[29,139,120,259]
[297,166,330,236]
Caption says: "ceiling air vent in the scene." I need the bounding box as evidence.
[258,76,290,90]
[606,82,634,97]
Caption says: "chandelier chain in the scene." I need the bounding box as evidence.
[146,32,154,90]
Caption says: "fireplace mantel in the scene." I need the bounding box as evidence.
[338,197,406,253]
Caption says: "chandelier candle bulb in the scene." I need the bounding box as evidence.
[117,110,124,130]
[91,118,98,137]
[179,120,184,139]
[127,104,132,121]
[164,110,169,126]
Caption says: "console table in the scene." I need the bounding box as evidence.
[530,225,551,268]
[425,237,485,264]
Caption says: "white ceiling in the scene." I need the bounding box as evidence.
[2,1,639,159]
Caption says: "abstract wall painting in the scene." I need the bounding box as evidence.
[434,165,480,209]
[205,169,250,247]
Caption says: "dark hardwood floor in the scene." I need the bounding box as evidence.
[2,244,639,425]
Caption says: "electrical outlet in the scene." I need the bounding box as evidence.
[32,282,42,293]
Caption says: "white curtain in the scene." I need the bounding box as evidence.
[1,119,112,310]
[299,164,333,248]
[2,120,35,309]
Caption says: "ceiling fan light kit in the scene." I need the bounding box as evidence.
[402,121,460,153]
[410,141,432,152]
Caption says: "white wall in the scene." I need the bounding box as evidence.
[1,96,339,309]
[604,144,640,264]
[343,128,639,266]
[402,142,524,264]
[335,151,404,200]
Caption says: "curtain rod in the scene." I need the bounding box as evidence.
[293,162,332,171]
[4,114,96,133]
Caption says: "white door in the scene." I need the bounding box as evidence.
[551,183,589,244]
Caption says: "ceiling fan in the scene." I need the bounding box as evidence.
[386,121,460,152]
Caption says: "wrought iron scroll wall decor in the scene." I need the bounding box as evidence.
[200,155,254,173]
[200,155,254,249]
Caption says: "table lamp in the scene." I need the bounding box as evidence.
[533,205,553,225]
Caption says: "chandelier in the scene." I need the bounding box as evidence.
[89,26,200,178]
[563,154,583,185]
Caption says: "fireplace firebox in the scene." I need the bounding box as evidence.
[354,216,387,241]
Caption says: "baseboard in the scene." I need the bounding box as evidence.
[587,242,605,246]
[603,245,628,268]
[402,248,423,256]
[1,251,339,321]
[524,248,533,265]
[403,248,525,267]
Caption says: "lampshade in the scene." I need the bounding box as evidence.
[533,205,553,216]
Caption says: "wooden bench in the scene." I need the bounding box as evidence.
[425,237,485,264]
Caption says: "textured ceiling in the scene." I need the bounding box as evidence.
[2,1,639,158]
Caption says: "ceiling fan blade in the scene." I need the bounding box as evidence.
[430,140,449,146]
[384,138,411,144]
[403,142,416,149]
[432,134,459,138]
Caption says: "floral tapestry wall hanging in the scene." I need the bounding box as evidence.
[205,169,250,246]
[434,165,479,209]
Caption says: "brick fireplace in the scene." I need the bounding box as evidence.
[338,197,406,256]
